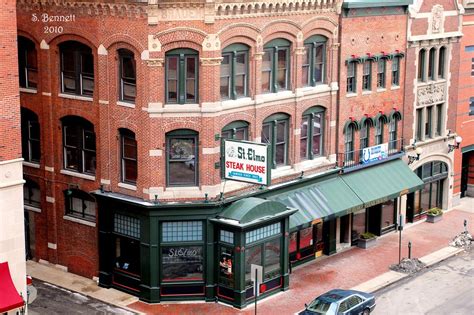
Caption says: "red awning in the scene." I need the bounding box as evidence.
[0,262,24,312]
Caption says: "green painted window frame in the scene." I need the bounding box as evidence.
[377,58,386,89]
[166,129,199,187]
[262,113,290,168]
[346,61,357,93]
[302,35,327,86]
[300,106,325,160]
[262,39,291,93]
[221,44,249,100]
[220,120,249,178]
[418,49,426,82]
[362,60,372,91]
[165,49,199,104]
[391,57,400,86]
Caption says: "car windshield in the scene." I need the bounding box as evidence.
[306,298,334,314]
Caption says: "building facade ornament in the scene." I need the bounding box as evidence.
[147,58,164,67]
[200,57,223,66]
[431,5,444,34]
[417,83,445,106]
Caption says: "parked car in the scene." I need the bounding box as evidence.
[299,289,376,315]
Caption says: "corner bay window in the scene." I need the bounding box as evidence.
[21,108,41,163]
[166,129,198,186]
[161,221,204,282]
[221,44,248,100]
[59,41,94,96]
[65,189,95,221]
[262,39,290,93]
[114,214,141,276]
[300,107,325,160]
[166,49,198,104]
[18,36,38,89]
[62,116,96,175]
[120,129,137,184]
[118,49,136,103]
[302,35,326,86]
[262,113,289,168]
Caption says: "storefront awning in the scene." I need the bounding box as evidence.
[213,197,297,229]
[0,262,24,313]
[269,176,364,231]
[340,159,424,208]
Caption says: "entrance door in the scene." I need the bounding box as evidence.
[323,218,336,255]
[339,215,350,244]
[24,211,35,260]
[367,206,382,236]
[406,193,415,222]
[461,154,469,198]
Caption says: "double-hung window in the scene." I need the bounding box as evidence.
[300,107,324,160]
[418,49,426,82]
[221,121,249,141]
[24,179,41,209]
[425,106,433,139]
[347,61,356,93]
[377,58,386,89]
[118,49,136,103]
[65,189,96,221]
[344,122,355,162]
[21,108,41,163]
[428,48,436,81]
[438,47,446,79]
[360,118,372,150]
[120,129,137,185]
[389,113,401,151]
[18,36,38,89]
[302,35,326,86]
[221,44,249,100]
[262,114,289,168]
[166,129,198,186]
[166,49,198,104]
[262,39,290,93]
[62,116,96,175]
[392,57,400,86]
[362,60,371,91]
[375,117,385,145]
[59,41,94,96]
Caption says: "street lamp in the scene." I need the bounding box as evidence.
[408,147,423,165]
[448,136,463,153]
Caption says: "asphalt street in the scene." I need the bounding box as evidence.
[373,248,474,315]
[28,279,135,315]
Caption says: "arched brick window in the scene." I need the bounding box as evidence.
[59,41,94,96]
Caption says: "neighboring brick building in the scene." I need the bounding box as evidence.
[0,0,27,311]
[456,0,474,198]
[403,0,463,219]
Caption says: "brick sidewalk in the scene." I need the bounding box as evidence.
[128,204,474,315]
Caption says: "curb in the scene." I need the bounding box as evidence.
[351,246,465,294]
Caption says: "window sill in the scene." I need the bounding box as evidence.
[271,165,293,179]
[58,93,93,102]
[163,103,200,113]
[255,90,295,103]
[391,85,400,90]
[362,90,372,95]
[23,161,40,169]
[60,169,96,181]
[117,101,135,108]
[221,97,253,109]
[25,205,41,213]
[295,84,331,96]
[346,93,358,98]
[19,88,38,94]
[118,182,137,191]
[63,215,96,227]
[377,88,387,92]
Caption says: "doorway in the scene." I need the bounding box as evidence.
[461,153,469,198]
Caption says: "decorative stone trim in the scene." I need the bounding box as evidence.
[99,100,109,105]
[40,40,49,50]
[46,196,55,204]
[200,57,224,66]
[58,93,93,102]
[417,82,445,106]
[47,242,57,250]
[23,161,40,169]
[45,166,54,172]
[149,149,163,157]
[63,215,96,228]
[19,88,37,94]
[100,179,111,185]
[25,205,41,213]
[118,182,137,191]
[148,35,161,52]
[98,44,107,55]
[60,169,96,181]
[147,58,164,67]
[42,92,52,97]
[202,34,221,51]
[117,101,135,108]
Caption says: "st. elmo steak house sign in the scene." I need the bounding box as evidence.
[224,139,270,186]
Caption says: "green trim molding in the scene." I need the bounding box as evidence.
[462,144,474,153]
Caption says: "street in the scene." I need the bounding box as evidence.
[28,279,135,315]
[373,248,474,315]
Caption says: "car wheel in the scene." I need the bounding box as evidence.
[362,309,370,315]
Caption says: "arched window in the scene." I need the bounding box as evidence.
[165,48,198,104]
[375,115,387,145]
[377,58,386,88]
[24,179,41,209]
[302,35,327,86]
[344,121,357,162]
[347,60,357,93]
[64,189,96,222]
[262,113,290,168]
[391,57,400,86]
[417,49,426,82]
[59,41,94,96]
[119,129,137,184]
[221,120,249,140]
[428,48,436,80]
[21,108,40,163]
[300,106,325,160]
[166,129,198,186]
[118,49,136,103]
[359,117,374,150]
[438,46,446,79]
[389,111,402,151]
[262,39,291,93]
[18,36,38,89]
[61,116,96,174]
[221,44,249,100]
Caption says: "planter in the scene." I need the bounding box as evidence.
[357,237,377,249]
[426,214,443,223]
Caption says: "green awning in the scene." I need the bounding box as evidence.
[269,177,364,231]
[213,197,297,229]
[341,159,424,208]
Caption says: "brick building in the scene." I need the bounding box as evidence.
[456,0,474,198]
[0,0,27,313]
[14,0,464,309]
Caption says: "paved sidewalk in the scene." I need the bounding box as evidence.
[27,198,474,315]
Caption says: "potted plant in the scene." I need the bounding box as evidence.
[357,232,378,249]
[426,208,443,223]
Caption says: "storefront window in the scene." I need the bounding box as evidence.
[420,182,431,212]
[381,200,396,230]
[219,247,234,287]
[115,236,140,276]
[289,232,297,253]
[162,246,203,281]
[264,238,281,281]
[299,227,313,249]
[351,210,366,241]
[245,246,262,285]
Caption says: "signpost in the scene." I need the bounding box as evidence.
[251,264,263,315]
[361,143,389,164]
[398,214,404,264]
[223,139,271,186]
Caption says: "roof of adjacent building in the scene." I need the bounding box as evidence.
[342,0,413,8]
